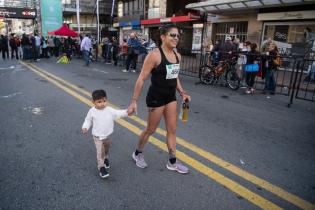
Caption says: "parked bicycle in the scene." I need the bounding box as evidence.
[200,57,240,90]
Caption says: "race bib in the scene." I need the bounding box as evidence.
[166,64,180,79]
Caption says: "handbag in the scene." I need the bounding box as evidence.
[245,63,259,72]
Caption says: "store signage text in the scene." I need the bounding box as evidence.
[0,7,36,19]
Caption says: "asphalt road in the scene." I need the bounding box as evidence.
[0,58,314,210]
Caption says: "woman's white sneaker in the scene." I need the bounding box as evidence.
[132,152,148,168]
[166,161,189,174]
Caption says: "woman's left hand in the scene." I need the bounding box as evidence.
[181,92,191,102]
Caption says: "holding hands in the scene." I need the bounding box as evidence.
[82,128,88,134]
[127,99,137,115]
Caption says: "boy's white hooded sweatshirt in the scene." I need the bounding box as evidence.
[82,106,128,140]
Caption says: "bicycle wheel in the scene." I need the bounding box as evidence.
[200,65,216,85]
[225,69,240,90]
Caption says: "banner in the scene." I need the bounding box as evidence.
[41,0,62,36]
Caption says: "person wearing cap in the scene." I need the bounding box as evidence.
[218,36,236,61]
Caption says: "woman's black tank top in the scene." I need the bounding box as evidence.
[149,47,180,96]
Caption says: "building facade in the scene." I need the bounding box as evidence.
[186,0,315,55]
[114,0,146,43]
[62,0,113,36]
[114,0,202,49]
[0,0,37,35]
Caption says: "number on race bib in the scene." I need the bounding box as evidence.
[166,64,180,79]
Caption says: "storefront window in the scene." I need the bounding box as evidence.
[262,22,315,55]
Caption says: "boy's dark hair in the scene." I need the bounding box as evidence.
[159,24,178,35]
[92,89,107,101]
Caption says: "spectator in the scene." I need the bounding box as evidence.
[1,35,9,60]
[122,32,141,73]
[54,37,61,57]
[111,37,119,66]
[117,39,128,66]
[16,36,22,59]
[233,38,240,52]
[202,37,213,65]
[34,33,41,61]
[244,43,260,94]
[80,34,92,66]
[102,37,112,64]
[218,36,236,61]
[21,34,31,61]
[264,43,279,94]
[41,36,49,58]
[261,37,274,53]
[139,38,149,63]
[148,39,157,49]
[9,34,19,59]
[237,41,251,87]
[211,40,221,65]
[48,36,55,57]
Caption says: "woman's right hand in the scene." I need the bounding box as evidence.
[127,100,137,115]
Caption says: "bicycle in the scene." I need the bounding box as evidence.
[200,57,240,90]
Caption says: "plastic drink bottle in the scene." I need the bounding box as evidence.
[181,99,189,122]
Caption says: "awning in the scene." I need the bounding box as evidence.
[48,24,78,37]
[186,0,315,13]
[141,13,200,25]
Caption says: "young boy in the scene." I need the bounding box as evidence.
[82,89,129,178]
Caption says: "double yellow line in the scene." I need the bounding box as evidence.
[21,61,315,210]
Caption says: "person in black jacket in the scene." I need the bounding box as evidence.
[219,36,236,61]
[21,34,31,60]
[1,35,9,59]
[111,37,119,66]
[9,34,19,59]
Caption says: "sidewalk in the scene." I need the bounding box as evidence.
[35,56,315,105]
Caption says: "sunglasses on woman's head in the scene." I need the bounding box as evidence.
[168,33,180,39]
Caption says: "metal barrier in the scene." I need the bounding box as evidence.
[288,58,315,106]
[121,48,314,105]
[253,55,302,96]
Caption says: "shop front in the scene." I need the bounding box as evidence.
[0,7,37,35]
[115,15,142,43]
[258,10,315,55]
[141,13,202,49]
[186,0,315,52]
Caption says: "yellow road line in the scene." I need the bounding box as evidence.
[21,61,284,210]
[25,62,315,210]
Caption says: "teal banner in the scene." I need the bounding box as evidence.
[41,0,62,36]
